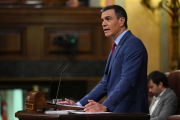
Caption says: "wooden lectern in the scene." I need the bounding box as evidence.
[24,91,84,113]
[15,91,150,120]
[15,111,150,120]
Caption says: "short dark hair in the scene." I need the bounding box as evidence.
[101,5,128,28]
[147,71,169,88]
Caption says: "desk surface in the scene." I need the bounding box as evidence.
[15,110,150,120]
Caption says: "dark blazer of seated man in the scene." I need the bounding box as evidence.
[147,71,178,120]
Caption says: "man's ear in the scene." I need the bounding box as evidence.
[158,82,163,88]
[119,17,125,27]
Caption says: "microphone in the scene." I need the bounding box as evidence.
[47,63,65,94]
[54,64,69,110]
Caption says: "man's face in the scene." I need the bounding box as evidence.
[148,79,161,97]
[101,9,124,40]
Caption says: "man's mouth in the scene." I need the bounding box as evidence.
[104,28,110,33]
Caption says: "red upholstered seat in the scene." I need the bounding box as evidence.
[168,70,180,120]
[168,70,180,114]
[178,59,180,70]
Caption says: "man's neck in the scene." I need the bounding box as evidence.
[113,29,128,46]
[160,87,167,95]
[154,87,167,97]
[113,27,127,40]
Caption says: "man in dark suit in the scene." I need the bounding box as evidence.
[148,71,177,120]
[59,5,149,113]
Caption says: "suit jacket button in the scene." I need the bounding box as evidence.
[107,89,110,92]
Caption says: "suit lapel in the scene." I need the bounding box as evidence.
[151,88,171,117]
[108,30,132,75]
[104,51,112,74]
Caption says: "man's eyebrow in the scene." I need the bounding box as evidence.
[105,16,112,18]
[101,16,112,19]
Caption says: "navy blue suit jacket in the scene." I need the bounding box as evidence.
[79,30,149,113]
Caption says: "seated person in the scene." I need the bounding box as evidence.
[147,71,178,120]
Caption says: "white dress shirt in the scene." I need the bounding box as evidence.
[150,89,167,115]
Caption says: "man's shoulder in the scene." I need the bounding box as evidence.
[124,32,146,49]
[169,89,177,98]
[124,31,143,44]
[163,88,177,99]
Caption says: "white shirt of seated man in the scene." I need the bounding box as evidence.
[149,89,166,115]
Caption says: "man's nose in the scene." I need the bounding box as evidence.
[102,21,106,26]
[149,89,152,93]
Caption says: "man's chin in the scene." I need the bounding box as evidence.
[104,33,111,38]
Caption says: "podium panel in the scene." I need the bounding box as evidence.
[168,115,180,120]
[15,110,150,120]
[15,91,150,120]
[15,111,59,120]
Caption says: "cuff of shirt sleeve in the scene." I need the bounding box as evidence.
[77,102,82,106]
[103,105,111,112]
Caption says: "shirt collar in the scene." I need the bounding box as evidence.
[159,88,167,96]
[114,29,128,46]
[154,88,167,99]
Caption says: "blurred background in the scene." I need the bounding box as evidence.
[0,0,178,119]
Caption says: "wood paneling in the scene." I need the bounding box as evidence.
[44,25,103,59]
[0,27,27,58]
[0,0,67,6]
[45,27,92,53]
[0,77,102,82]
[0,0,17,5]
[0,7,111,60]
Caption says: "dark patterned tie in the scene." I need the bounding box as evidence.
[112,42,116,56]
